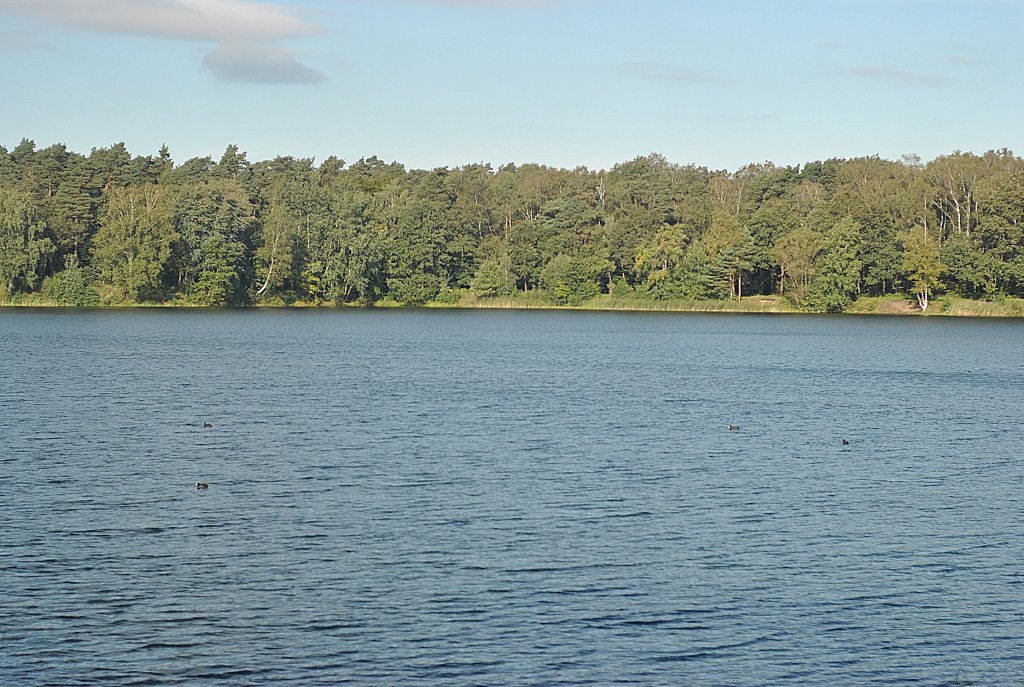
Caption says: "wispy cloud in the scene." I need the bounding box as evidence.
[204,42,326,84]
[0,0,327,84]
[0,28,49,52]
[851,66,952,86]
[617,61,722,85]
[949,54,978,66]
[386,0,570,5]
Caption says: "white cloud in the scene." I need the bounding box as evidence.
[0,0,326,84]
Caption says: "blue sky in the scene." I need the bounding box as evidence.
[1,0,1022,171]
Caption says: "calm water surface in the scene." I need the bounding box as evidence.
[1,309,1022,686]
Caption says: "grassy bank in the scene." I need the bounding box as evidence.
[0,293,203,308]
[437,294,801,314]
[439,293,1024,317]
[845,295,1024,317]
[4,292,1024,318]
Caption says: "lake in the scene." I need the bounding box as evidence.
[1,308,1021,686]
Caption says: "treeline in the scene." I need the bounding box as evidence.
[1,139,1022,311]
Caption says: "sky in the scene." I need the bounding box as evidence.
[1,0,1022,172]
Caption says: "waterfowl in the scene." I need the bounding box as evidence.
[841,439,850,446]
[202,422,213,428]
[195,482,209,490]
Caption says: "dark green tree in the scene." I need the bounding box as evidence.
[172,178,254,305]
[0,188,53,297]
[806,218,863,312]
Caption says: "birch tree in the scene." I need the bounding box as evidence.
[93,184,177,301]
[900,226,943,310]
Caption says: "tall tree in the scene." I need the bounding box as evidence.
[900,226,943,310]
[772,226,822,306]
[253,198,298,298]
[806,217,862,312]
[701,210,754,300]
[172,178,254,305]
[0,188,53,297]
[633,223,688,294]
[48,158,95,260]
[93,184,177,301]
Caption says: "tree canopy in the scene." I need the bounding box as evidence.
[2,140,1023,311]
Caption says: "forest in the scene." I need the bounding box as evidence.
[1,139,1022,312]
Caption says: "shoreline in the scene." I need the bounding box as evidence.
[2,295,1024,318]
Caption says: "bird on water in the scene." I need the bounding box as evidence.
[728,424,740,431]
[202,422,213,428]
[195,482,209,490]
[841,439,850,446]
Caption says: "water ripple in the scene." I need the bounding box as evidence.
[2,309,1023,686]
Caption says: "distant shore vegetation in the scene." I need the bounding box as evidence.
[2,139,1023,315]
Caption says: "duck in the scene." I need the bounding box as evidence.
[841,439,850,446]
[195,482,209,490]
[728,424,740,431]
[202,422,213,428]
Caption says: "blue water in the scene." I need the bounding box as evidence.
[1,309,1021,686]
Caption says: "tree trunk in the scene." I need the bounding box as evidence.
[255,258,275,296]
[256,228,283,296]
